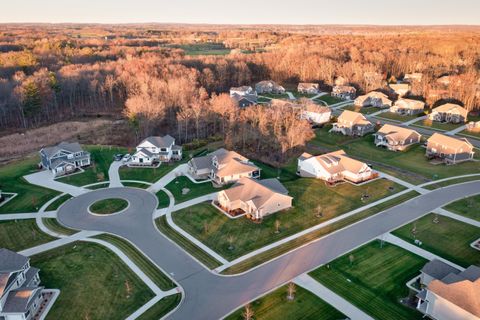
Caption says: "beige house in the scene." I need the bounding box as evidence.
[297,83,319,94]
[301,104,332,125]
[390,98,425,115]
[426,133,474,164]
[330,110,374,136]
[331,85,356,100]
[297,150,374,184]
[255,80,285,94]
[216,178,292,219]
[466,121,480,132]
[354,91,392,108]
[388,83,410,97]
[428,103,468,124]
[374,124,421,151]
[403,73,423,83]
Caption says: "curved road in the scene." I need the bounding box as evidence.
[58,182,480,320]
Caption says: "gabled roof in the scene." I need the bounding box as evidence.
[3,287,43,313]
[427,133,473,151]
[333,85,356,93]
[230,86,253,92]
[337,110,372,126]
[41,141,83,158]
[303,150,369,175]
[0,249,28,273]
[140,135,175,148]
[394,98,425,110]
[432,103,468,118]
[376,124,420,143]
[298,83,319,89]
[134,148,155,158]
[421,259,460,280]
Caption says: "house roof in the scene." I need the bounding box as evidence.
[337,110,372,126]
[41,141,83,158]
[376,124,421,143]
[298,83,319,89]
[0,249,28,273]
[355,91,392,105]
[230,86,252,92]
[389,83,410,92]
[432,103,468,118]
[231,93,257,104]
[140,135,175,148]
[421,259,460,280]
[190,149,259,178]
[427,133,473,151]
[333,85,356,93]
[303,150,369,176]
[304,104,331,114]
[134,148,155,158]
[3,287,43,313]
[394,98,425,110]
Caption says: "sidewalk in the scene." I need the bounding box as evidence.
[24,170,88,197]
[433,208,480,228]
[286,91,296,100]
[378,171,428,194]
[402,115,426,126]
[148,164,188,193]
[445,124,466,136]
[108,161,124,188]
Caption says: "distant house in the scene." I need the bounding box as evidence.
[426,133,474,164]
[390,98,425,115]
[403,73,423,83]
[255,80,285,94]
[297,150,374,184]
[466,121,480,132]
[354,91,392,108]
[301,104,332,125]
[231,93,257,108]
[229,86,256,97]
[40,142,91,177]
[428,103,468,124]
[388,83,410,97]
[331,86,356,100]
[216,177,292,219]
[374,124,421,151]
[297,83,319,94]
[334,76,347,86]
[188,148,260,185]
[330,110,374,136]
[131,135,182,165]
[0,248,55,320]
[416,260,480,320]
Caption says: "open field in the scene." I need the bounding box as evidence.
[169,43,231,55]
[309,241,426,320]
[392,213,480,267]
[89,198,129,214]
[0,219,56,251]
[31,242,154,320]
[165,176,225,204]
[444,195,480,221]
[136,294,182,320]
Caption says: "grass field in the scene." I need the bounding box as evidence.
[225,285,344,320]
[260,93,290,99]
[165,176,225,204]
[315,95,343,105]
[42,218,78,235]
[121,181,151,189]
[310,241,426,320]
[342,105,381,115]
[136,294,181,320]
[423,175,480,190]
[375,112,423,122]
[444,195,480,221]
[156,190,171,208]
[170,43,231,56]
[89,198,129,214]
[45,194,72,211]
[0,219,56,251]
[458,130,480,139]
[32,242,154,320]
[412,119,463,132]
[392,213,480,267]
[119,163,178,183]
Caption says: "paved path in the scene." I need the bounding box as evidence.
[433,208,480,228]
[378,171,428,194]
[24,170,87,197]
[445,124,467,136]
[148,164,188,193]
[286,91,296,100]
[310,92,327,100]
[329,100,353,109]
[294,273,374,320]
[369,109,389,117]
[402,115,427,126]
[108,161,124,188]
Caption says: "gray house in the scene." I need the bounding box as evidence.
[39,142,91,177]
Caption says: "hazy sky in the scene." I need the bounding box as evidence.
[1,0,479,25]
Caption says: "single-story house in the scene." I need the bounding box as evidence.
[390,98,425,115]
[330,110,375,136]
[374,124,421,151]
[331,85,357,100]
[40,142,91,177]
[297,83,319,94]
[301,104,332,125]
[297,150,374,184]
[426,133,474,164]
[388,83,411,97]
[217,177,292,219]
[403,73,423,83]
[255,80,285,94]
[231,93,257,108]
[354,91,392,108]
[428,103,468,124]
[131,135,182,165]
[188,148,260,185]
[230,86,256,97]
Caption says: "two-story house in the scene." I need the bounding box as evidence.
[297,83,319,94]
[374,124,421,151]
[331,85,357,101]
[390,98,425,115]
[354,91,392,108]
[131,135,182,165]
[426,133,474,164]
[388,83,411,97]
[428,103,468,124]
[255,80,285,94]
[330,110,375,136]
[39,142,91,177]
[229,86,256,97]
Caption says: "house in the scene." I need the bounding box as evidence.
[230,86,256,97]
[231,93,257,108]
[403,73,423,83]
[131,135,182,165]
[354,91,392,108]
[416,261,480,320]
[39,142,91,177]
[419,260,461,287]
[301,104,332,125]
[0,248,54,320]
[255,80,285,94]
[428,103,468,124]
[297,150,375,184]
[426,133,474,164]
[390,98,425,115]
[216,177,292,219]
[330,110,375,136]
[188,148,260,185]
[297,83,319,94]
[466,121,480,132]
[334,76,347,86]
[332,85,356,100]
[374,124,421,151]
[388,83,410,97]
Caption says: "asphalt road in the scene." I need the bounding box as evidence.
[57,182,480,320]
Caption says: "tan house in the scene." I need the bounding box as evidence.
[403,73,423,83]
[428,103,468,124]
[354,91,392,108]
[388,83,410,97]
[390,98,425,115]
[216,178,292,219]
[297,150,375,184]
[466,121,480,132]
[297,83,319,94]
[426,133,474,164]
[255,80,285,94]
[331,86,356,100]
[188,148,260,185]
[374,124,421,151]
[330,110,374,136]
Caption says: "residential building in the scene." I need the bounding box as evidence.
[354,91,392,108]
[428,103,468,124]
[229,86,256,97]
[0,249,53,320]
[231,93,257,108]
[297,150,374,184]
[419,260,461,287]
[39,142,91,177]
[188,148,260,185]
[417,261,480,320]
[297,83,319,94]
[374,124,421,151]
[301,104,332,125]
[331,85,356,101]
[466,121,480,132]
[426,133,474,164]
[388,83,411,97]
[216,177,292,219]
[403,73,423,83]
[330,110,374,136]
[390,98,425,115]
[131,135,182,165]
[334,76,347,86]
[255,80,285,94]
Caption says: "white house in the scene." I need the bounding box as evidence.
[374,124,421,151]
[131,135,182,165]
[230,86,256,97]
[255,80,285,94]
[428,103,468,124]
[354,91,392,108]
[297,83,319,94]
[390,98,425,115]
[301,104,332,125]
[388,83,410,97]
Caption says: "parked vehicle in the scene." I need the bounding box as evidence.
[113,154,123,161]
[122,154,131,162]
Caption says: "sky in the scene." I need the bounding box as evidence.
[1,0,479,25]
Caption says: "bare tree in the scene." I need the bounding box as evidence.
[287,282,296,301]
[242,304,254,320]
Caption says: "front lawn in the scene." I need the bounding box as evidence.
[45,194,72,211]
[309,125,362,149]
[165,176,226,204]
[225,285,344,320]
[342,105,381,115]
[314,95,343,105]
[392,213,480,267]
[260,93,290,99]
[375,112,422,122]
[119,163,178,183]
[444,195,480,221]
[156,190,171,208]
[89,198,129,214]
[136,294,181,320]
[309,241,426,320]
[31,242,154,320]
[412,119,463,132]
[0,219,56,251]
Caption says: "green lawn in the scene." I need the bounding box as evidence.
[0,156,60,213]
[342,105,381,115]
[291,91,317,99]
[169,43,231,56]
[376,112,423,122]
[173,177,403,260]
[42,218,78,236]
[89,198,129,214]
[119,163,178,183]
[260,93,290,99]
[225,285,345,320]
[458,130,480,139]
[315,95,343,105]
[136,294,181,320]
[310,241,426,320]
[412,119,463,132]
[45,194,72,211]
[392,213,480,267]
[309,125,362,149]
[32,242,154,320]
[444,195,480,221]
[156,190,171,208]
[423,176,480,190]
[0,219,56,251]
[122,181,150,189]
[165,176,226,204]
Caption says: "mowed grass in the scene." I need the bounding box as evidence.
[173,177,403,260]
[156,190,171,208]
[310,241,426,320]
[0,156,60,213]
[392,213,480,267]
[412,119,463,132]
[342,105,381,115]
[376,112,423,122]
[225,285,345,320]
[0,219,56,251]
[45,194,72,211]
[119,163,178,183]
[136,294,181,320]
[423,176,480,190]
[31,242,154,320]
[315,94,343,105]
[89,198,129,214]
[444,195,480,221]
[42,218,78,236]
[165,176,226,204]
[170,43,231,56]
